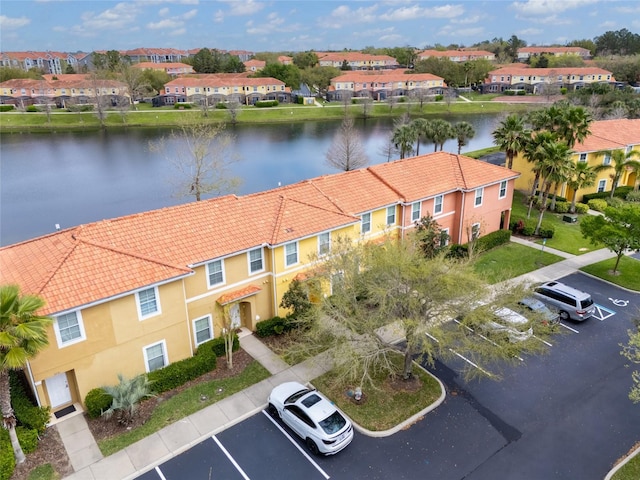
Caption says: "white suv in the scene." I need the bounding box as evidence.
[533,281,595,321]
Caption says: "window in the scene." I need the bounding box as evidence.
[434,195,443,215]
[55,311,86,347]
[499,180,507,199]
[579,153,587,163]
[597,179,606,193]
[411,202,421,222]
[143,341,168,372]
[248,248,264,274]
[471,223,481,240]
[137,287,160,319]
[361,212,371,234]
[386,206,396,225]
[602,154,611,166]
[285,242,298,267]
[440,228,450,247]
[318,232,330,256]
[193,316,213,345]
[474,188,484,207]
[207,259,224,287]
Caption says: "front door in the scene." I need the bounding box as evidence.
[46,372,72,408]
[230,303,241,329]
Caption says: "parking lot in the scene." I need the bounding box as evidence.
[135,273,640,480]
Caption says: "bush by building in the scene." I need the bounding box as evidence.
[587,198,608,212]
[84,388,114,419]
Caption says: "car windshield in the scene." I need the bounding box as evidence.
[286,389,311,404]
[319,411,347,435]
[301,393,322,408]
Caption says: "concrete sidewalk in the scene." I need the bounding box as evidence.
[58,241,622,480]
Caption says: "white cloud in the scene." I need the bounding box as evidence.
[159,7,169,17]
[0,15,31,29]
[214,9,224,23]
[147,18,184,29]
[246,12,298,35]
[317,4,378,29]
[510,0,598,16]
[182,9,198,19]
[73,2,141,34]
[379,4,464,21]
[219,0,265,16]
[598,20,616,28]
[169,28,187,36]
[518,27,543,35]
[451,14,485,25]
[352,26,396,38]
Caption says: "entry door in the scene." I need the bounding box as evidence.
[230,303,241,329]
[46,372,72,408]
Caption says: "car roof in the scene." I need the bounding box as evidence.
[272,381,309,401]
[540,281,590,299]
[298,391,339,424]
[494,306,529,325]
[520,297,548,310]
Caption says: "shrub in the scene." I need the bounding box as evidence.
[560,87,567,95]
[215,103,227,109]
[174,102,192,109]
[10,372,50,434]
[510,217,537,236]
[574,203,589,214]
[446,243,468,259]
[517,90,526,96]
[16,427,39,454]
[147,347,217,394]
[85,387,113,419]
[476,229,511,251]
[538,223,555,239]
[255,100,279,108]
[0,429,15,480]
[255,316,293,337]
[626,190,640,202]
[582,186,632,202]
[434,94,444,101]
[198,334,239,358]
[102,374,154,425]
[504,90,515,96]
[606,197,624,208]
[26,105,38,112]
[588,198,607,212]
[554,201,570,213]
[0,105,15,112]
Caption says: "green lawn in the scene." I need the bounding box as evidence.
[473,243,564,283]
[312,354,442,431]
[612,450,640,480]
[580,256,640,291]
[27,464,58,480]
[510,190,601,255]
[97,361,270,456]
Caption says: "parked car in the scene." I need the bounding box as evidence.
[518,297,560,325]
[268,382,354,455]
[481,306,534,343]
[533,281,595,322]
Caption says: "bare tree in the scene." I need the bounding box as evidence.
[226,95,241,125]
[378,131,396,162]
[89,73,110,129]
[386,94,398,112]
[410,89,431,112]
[359,94,373,119]
[325,115,369,171]
[117,63,147,109]
[150,119,241,201]
[340,91,353,114]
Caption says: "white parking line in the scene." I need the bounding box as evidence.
[425,331,494,376]
[451,319,524,361]
[534,335,553,347]
[262,410,331,480]
[212,434,251,480]
[559,322,580,333]
[155,466,167,480]
[593,304,616,321]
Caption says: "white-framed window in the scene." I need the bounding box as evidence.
[361,212,371,234]
[143,340,168,372]
[411,202,421,222]
[499,180,507,199]
[597,179,606,192]
[285,242,298,267]
[474,188,484,207]
[193,315,213,346]
[579,153,587,163]
[54,311,86,347]
[386,206,396,225]
[602,153,611,166]
[440,228,450,247]
[137,287,160,319]
[471,223,481,240]
[207,259,225,287]
[248,248,264,274]
[434,194,443,215]
[318,232,331,256]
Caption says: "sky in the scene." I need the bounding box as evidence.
[0,0,639,54]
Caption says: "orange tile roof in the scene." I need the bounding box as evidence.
[489,66,612,77]
[573,119,640,152]
[0,153,517,316]
[217,285,262,305]
[332,72,444,83]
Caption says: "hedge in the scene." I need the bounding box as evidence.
[215,103,227,109]
[0,429,15,480]
[553,201,570,213]
[0,105,15,112]
[587,198,607,212]
[582,186,632,202]
[476,229,511,251]
[10,371,50,434]
[255,316,294,337]
[575,203,589,214]
[197,334,240,358]
[626,190,640,202]
[510,218,555,238]
[147,345,217,394]
[255,100,279,108]
[174,102,193,109]
[16,427,39,454]
[84,388,113,419]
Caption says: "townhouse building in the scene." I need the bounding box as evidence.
[511,118,640,200]
[317,52,399,70]
[158,73,289,106]
[243,59,266,72]
[124,47,191,64]
[0,152,517,417]
[517,46,592,62]
[0,74,129,108]
[417,49,496,63]
[481,66,615,93]
[132,62,195,76]
[327,71,446,101]
[0,51,80,75]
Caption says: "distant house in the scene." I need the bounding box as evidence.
[0,152,518,418]
[480,65,615,93]
[124,47,190,64]
[517,46,591,62]
[244,59,266,72]
[511,119,640,201]
[278,55,293,65]
[328,71,446,101]
[0,50,79,75]
[133,62,194,76]
[317,52,399,70]
[417,49,495,63]
[228,50,254,62]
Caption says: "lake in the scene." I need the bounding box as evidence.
[0,114,504,246]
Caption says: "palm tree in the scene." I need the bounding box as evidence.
[0,285,52,464]
[410,118,432,156]
[522,131,553,218]
[392,124,417,159]
[595,149,640,198]
[566,162,598,213]
[492,114,529,169]
[534,141,574,236]
[429,119,454,152]
[557,105,592,150]
[453,121,475,155]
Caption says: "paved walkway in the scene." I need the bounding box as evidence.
[56,240,630,480]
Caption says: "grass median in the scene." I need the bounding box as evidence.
[580,256,640,291]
